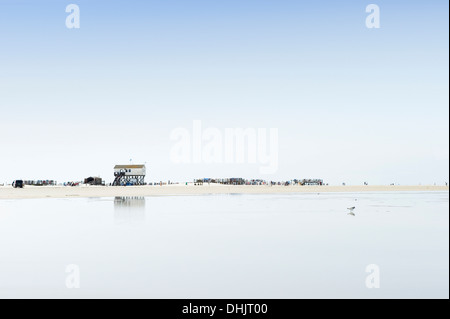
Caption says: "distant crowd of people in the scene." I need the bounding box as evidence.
[193,178,326,186]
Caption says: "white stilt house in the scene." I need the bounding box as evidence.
[113,164,146,186]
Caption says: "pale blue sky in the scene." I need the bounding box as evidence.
[0,0,448,184]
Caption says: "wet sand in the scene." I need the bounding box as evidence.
[0,184,448,199]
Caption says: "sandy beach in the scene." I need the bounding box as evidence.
[0,184,447,200]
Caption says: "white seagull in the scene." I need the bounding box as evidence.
[347,207,356,216]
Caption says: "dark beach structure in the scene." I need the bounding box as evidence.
[84,177,103,186]
[113,165,146,186]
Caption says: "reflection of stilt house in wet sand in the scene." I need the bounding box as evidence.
[113,165,146,186]
[114,197,146,222]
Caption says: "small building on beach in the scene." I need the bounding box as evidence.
[84,177,103,186]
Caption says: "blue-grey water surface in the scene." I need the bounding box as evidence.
[0,192,448,298]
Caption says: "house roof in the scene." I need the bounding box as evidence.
[114,165,146,169]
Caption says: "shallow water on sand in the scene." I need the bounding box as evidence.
[0,192,448,298]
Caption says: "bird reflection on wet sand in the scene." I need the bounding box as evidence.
[347,206,356,216]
